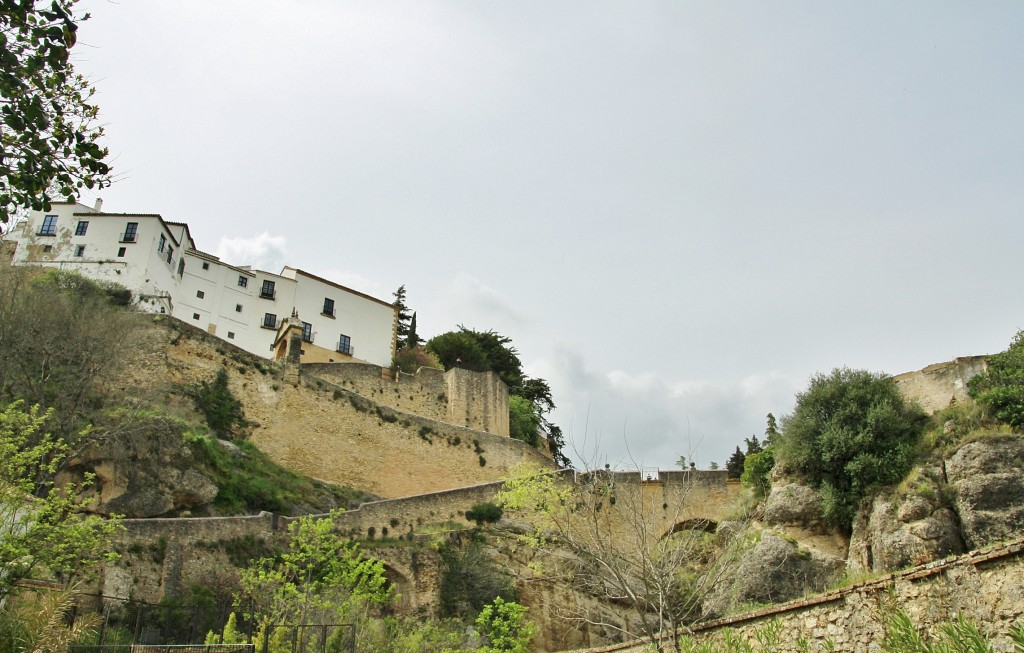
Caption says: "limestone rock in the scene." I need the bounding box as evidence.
[709,531,845,614]
[847,472,964,574]
[762,482,825,529]
[58,418,219,518]
[945,436,1024,549]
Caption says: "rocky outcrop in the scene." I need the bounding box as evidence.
[708,531,845,614]
[58,417,218,518]
[945,436,1024,549]
[847,469,964,574]
[762,481,825,530]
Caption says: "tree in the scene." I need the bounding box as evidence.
[777,368,927,531]
[392,286,421,351]
[675,455,688,470]
[391,345,443,375]
[508,395,540,447]
[725,447,745,480]
[0,0,111,224]
[474,597,536,653]
[238,511,391,633]
[740,448,774,498]
[496,463,744,652]
[406,311,422,349]
[765,413,780,446]
[0,401,119,601]
[967,330,1024,430]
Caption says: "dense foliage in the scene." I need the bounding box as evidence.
[0,401,119,601]
[968,330,1024,431]
[184,368,246,439]
[0,0,111,223]
[438,537,517,619]
[777,368,926,531]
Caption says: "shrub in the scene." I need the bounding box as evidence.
[391,345,443,374]
[465,502,503,526]
[508,395,540,447]
[777,368,926,531]
[741,448,774,498]
[968,330,1024,430]
[185,369,245,439]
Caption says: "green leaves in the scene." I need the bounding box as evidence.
[0,0,111,223]
[0,401,120,599]
[778,368,926,531]
[968,330,1024,430]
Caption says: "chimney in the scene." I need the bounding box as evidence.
[93,198,103,212]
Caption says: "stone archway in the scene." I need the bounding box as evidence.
[661,518,718,540]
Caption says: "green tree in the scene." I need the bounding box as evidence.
[185,368,246,439]
[392,286,423,351]
[777,368,927,531]
[0,0,111,223]
[508,395,540,447]
[740,448,774,498]
[967,330,1024,430]
[474,597,536,653]
[765,412,780,446]
[0,401,120,601]
[238,511,391,632]
[725,447,745,480]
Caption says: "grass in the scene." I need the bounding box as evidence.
[188,433,373,515]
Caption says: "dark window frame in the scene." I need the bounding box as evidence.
[121,222,138,243]
[337,334,352,355]
[302,321,313,343]
[38,215,57,236]
[262,313,277,329]
[260,279,276,299]
[74,220,89,236]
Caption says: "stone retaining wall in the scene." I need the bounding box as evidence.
[574,538,1024,653]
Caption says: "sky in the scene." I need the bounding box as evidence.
[69,1,1024,471]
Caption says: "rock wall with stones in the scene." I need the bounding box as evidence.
[894,356,989,414]
[576,539,1024,653]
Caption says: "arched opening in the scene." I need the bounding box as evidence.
[661,518,718,540]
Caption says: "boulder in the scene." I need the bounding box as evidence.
[762,481,825,529]
[945,436,1024,549]
[58,416,219,518]
[708,531,845,614]
[847,470,964,574]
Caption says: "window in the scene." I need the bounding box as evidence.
[260,280,276,299]
[75,220,89,236]
[238,275,248,288]
[322,297,335,317]
[302,321,313,343]
[227,332,235,339]
[262,313,277,329]
[38,215,57,236]
[192,313,200,320]
[121,222,138,243]
[177,259,185,276]
[337,334,352,355]
[202,262,210,270]
[43,244,53,253]
[235,304,242,313]
[74,245,85,257]
[157,234,165,252]
[166,245,173,264]
[196,290,205,299]
[117,247,126,257]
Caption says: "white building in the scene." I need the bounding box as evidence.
[5,201,397,367]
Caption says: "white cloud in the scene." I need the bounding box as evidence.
[215,233,288,273]
[428,273,527,335]
[535,346,802,472]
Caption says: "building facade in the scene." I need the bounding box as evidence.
[5,201,397,367]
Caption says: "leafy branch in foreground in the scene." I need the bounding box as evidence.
[0,401,120,601]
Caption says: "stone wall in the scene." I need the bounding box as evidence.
[574,539,1024,653]
[894,356,989,414]
[302,363,510,437]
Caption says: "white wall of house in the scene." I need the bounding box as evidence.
[281,267,397,365]
[6,203,397,367]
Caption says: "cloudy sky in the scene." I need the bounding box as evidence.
[71,1,1023,470]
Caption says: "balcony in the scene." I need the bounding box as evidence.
[261,318,277,330]
[36,227,56,236]
[259,289,276,300]
[120,232,138,243]
[336,342,353,355]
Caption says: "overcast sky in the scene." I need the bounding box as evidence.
[71,1,1024,470]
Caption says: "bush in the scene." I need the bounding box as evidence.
[777,368,926,531]
[466,502,503,526]
[508,395,540,447]
[741,448,774,498]
[185,369,245,439]
[968,330,1024,430]
[390,345,443,374]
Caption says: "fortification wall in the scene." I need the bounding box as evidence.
[302,363,510,436]
[576,539,1024,653]
[894,355,989,414]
